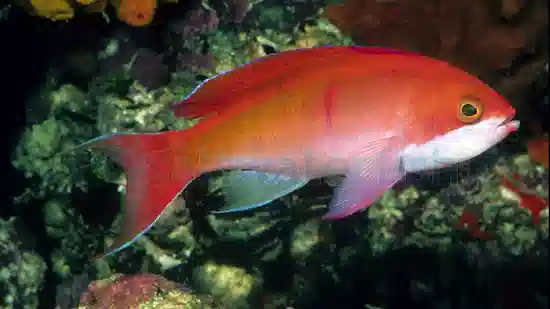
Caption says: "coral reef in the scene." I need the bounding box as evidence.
[17,0,176,25]
[0,218,47,309]
[22,0,75,21]
[2,0,548,308]
[17,0,254,26]
[76,273,217,308]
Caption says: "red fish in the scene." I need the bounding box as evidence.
[77,46,519,257]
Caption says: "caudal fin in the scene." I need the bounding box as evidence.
[75,131,200,259]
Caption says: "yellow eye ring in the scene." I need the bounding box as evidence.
[458,98,483,124]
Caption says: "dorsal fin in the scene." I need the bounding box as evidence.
[170,46,416,119]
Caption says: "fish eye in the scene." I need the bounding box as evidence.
[458,98,483,124]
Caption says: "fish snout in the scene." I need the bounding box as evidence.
[497,116,520,134]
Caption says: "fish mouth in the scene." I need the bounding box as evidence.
[498,116,520,133]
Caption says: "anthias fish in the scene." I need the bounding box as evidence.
[77,46,520,258]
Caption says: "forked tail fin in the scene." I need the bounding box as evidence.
[74,131,200,259]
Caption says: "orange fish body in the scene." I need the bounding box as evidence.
[78,46,519,257]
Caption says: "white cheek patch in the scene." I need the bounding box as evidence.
[400,117,518,173]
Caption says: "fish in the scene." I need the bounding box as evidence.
[76,46,520,258]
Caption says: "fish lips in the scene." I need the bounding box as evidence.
[498,117,520,134]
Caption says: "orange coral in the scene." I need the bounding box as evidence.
[324,0,548,84]
[19,0,163,26]
[111,0,157,26]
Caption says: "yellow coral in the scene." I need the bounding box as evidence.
[76,0,97,4]
[22,0,166,26]
[27,0,74,21]
[193,261,260,308]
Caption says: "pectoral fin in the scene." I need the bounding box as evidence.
[212,170,309,214]
[322,135,406,220]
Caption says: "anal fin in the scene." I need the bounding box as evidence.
[211,170,309,214]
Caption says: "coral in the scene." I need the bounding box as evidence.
[25,0,74,21]
[77,273,217,308]
[192,262,261,309]
[55,274,91,309]
[498,168,548,225]
[209,0,251,22]
[19,0,173,26]
[169,6,220,39]
[528,136,549,168]
[94,7,220,90]
[13,84,93,202]
[167,6,219,73]
[128,48,170,89]
[112,0,157,27]
[77,0,100,4]
[324,0,548,96]
[526,117,549,168]
[457,150,548,240]
[0,218,47,309]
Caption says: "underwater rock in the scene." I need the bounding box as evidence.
[0,218,47,309]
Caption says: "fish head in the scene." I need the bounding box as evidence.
[401,69,519,172]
